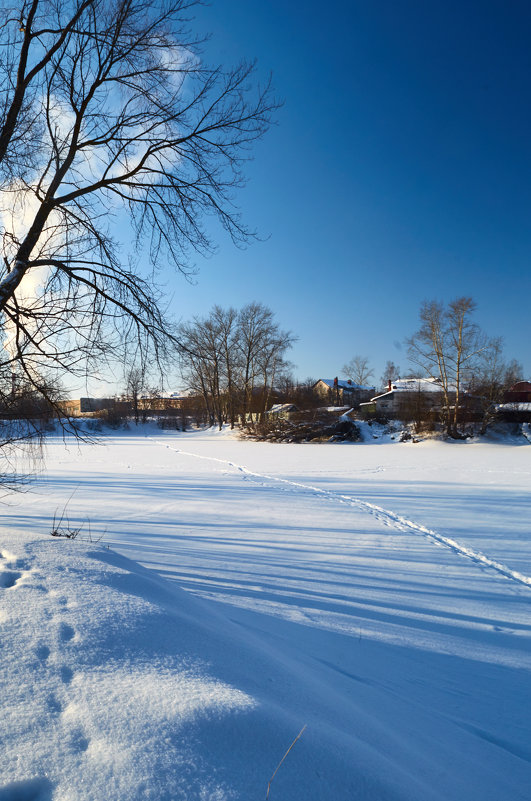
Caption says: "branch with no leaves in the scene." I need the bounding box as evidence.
[0,0,279,421]
[50,488,82,539]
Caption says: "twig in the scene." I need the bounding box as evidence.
[51,487,82,538]
[265,725,307,800]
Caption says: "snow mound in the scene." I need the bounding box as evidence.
[1,532,392,801]
[1,533,258,800]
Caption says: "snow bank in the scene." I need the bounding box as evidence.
[1,532,257,800]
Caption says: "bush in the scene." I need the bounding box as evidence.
[95,407,127,429]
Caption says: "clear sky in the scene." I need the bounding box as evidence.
[116,1,531,391]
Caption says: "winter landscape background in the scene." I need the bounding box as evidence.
[1,2,530,798]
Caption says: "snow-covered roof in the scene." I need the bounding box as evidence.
[496,402,531,412]
[389,378,445,393]
[369,378,447,403]
[139,390,188,400]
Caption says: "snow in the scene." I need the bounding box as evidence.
[496,401,531,412]
[387,377,446,393]
[266,403,297,414]
[366,377,449,404]
[1,426,530,800]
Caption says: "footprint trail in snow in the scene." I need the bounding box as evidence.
[158,442,531,590]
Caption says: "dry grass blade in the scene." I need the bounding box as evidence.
[265,724,307,800]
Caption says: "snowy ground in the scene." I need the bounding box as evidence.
[1,424,530,800]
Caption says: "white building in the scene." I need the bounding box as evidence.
[360,378,447,416]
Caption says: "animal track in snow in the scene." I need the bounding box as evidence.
[60,666,74,685]
[59,622,75,642]
[0,777,53,801]
[36,644,50,662]
[0,570,22,588]
[61,703,91,755]
[0,551,20,587]
[0,550,30,570]
[160,442,531,591]
[69,730,90,753]
[0,550,33,589]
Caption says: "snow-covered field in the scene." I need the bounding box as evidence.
[2,425,530,801]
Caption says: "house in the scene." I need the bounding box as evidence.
[79,397,116,413]
[138,391,188,411]
[494,401,531,422]
[359,378,447,416]
[58,397,116,416]
[503,381,531,403]
[496,381,531,422]
[58,399,82,416]
[313,378,375,407]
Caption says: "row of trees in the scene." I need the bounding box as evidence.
[0,0,278,476]
[117,295,520,438]
[177,303,295,429]
[407,297,522,435]
[342,297,522,436]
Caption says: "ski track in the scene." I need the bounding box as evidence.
[155,441,531,591]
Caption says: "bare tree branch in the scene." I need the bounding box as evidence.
[0,0,278,421]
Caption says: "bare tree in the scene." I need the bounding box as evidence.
[274,374,316,408]
[407,297,492,436]
[237,302,295,425]
[0,0,277,409]
[469,339,523,402]
[342,355,374,386]
[380,360,400,390]
[211,305,239,429]
[178,315,222,428]
[123,365,146,424]
[396,384,434,433]
[465,339,523,430]
[178,303,295,428]
[255,332,294,421]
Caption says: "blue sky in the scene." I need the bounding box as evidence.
[155,1,531,387]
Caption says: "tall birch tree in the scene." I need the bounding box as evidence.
[407,297,488,436]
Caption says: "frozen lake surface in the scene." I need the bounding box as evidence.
[2,426,530,800]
